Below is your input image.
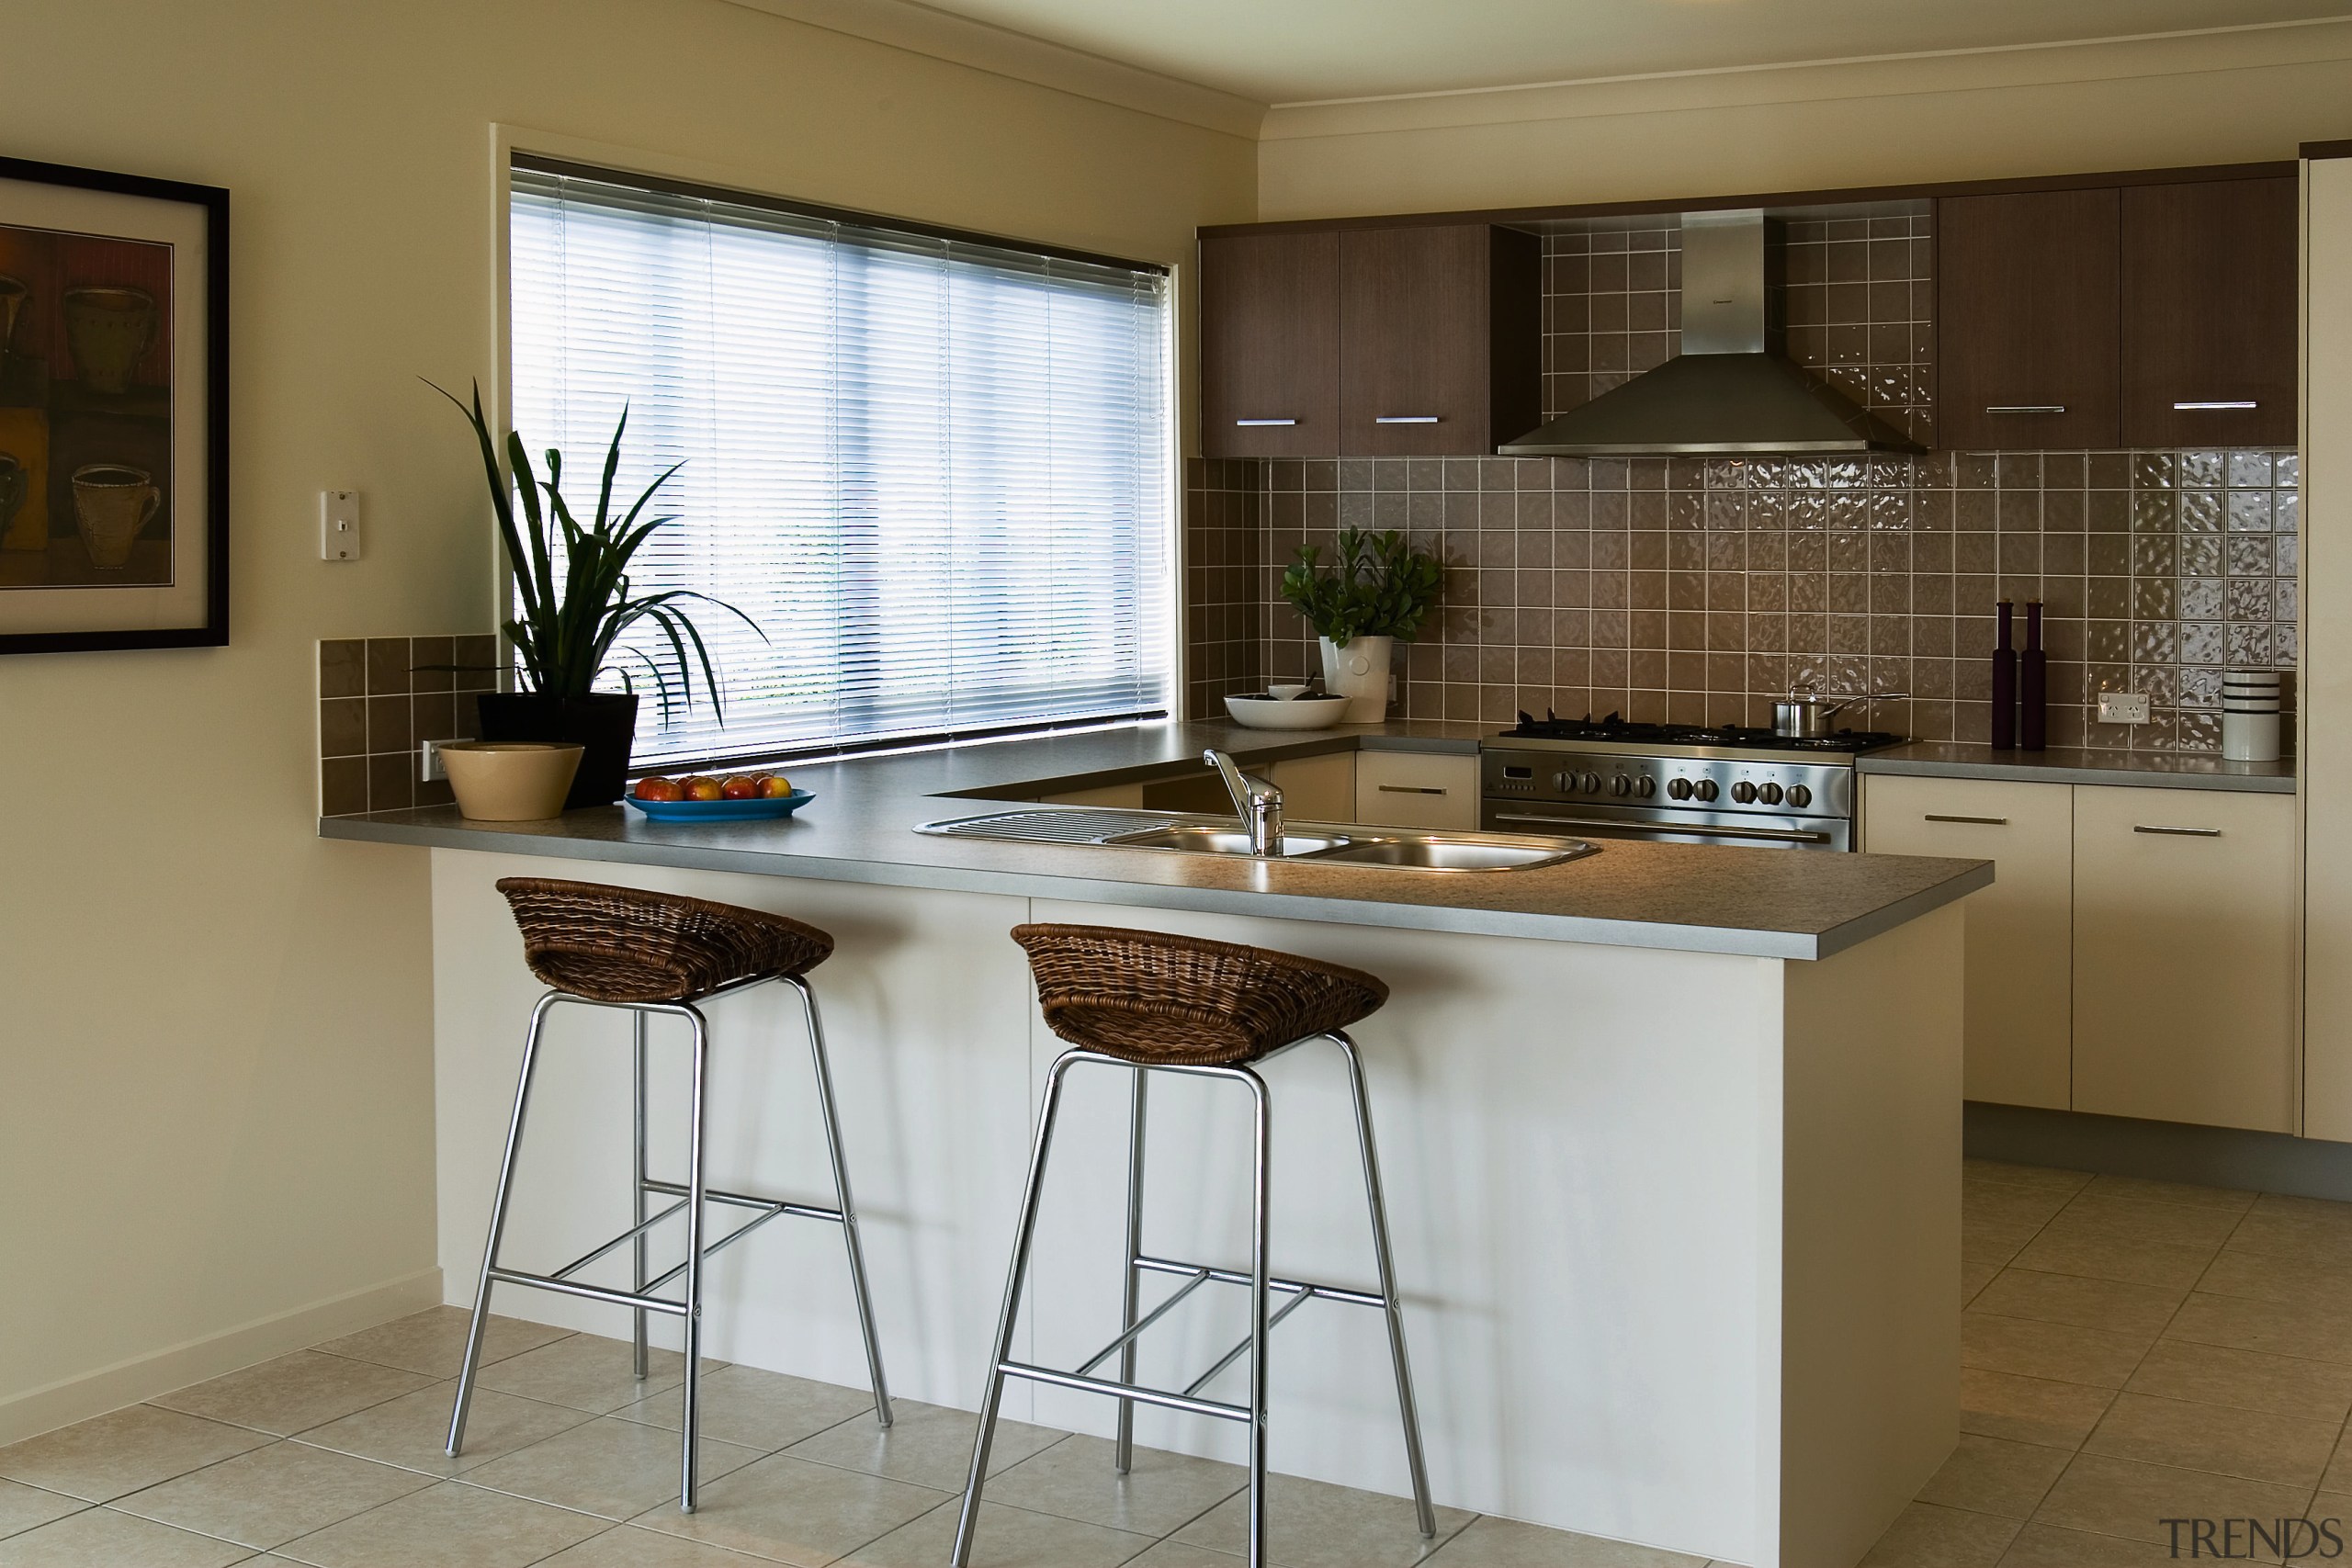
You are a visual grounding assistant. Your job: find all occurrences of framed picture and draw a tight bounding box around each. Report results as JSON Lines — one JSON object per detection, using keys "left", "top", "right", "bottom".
{"left": 0, "top": 153, "right": 227, "bottom": 654}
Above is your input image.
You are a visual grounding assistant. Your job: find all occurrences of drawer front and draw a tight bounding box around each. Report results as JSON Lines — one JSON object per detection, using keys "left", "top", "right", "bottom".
{"left": 1355, "top": 750, "right": 1480, "bottom": 829}
{"left": 1861, "top": 775, "right": 2074, "bottom": 1110}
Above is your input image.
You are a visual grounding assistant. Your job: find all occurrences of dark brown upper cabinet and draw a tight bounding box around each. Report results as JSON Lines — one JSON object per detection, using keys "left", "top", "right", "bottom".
{"left": 1199, "top": 231, "right": 1340, "bottom": 458}
{"left": 2120, "top": 177, "right": 2298, "bottom": 448}
{"left": 1338, "top": 225, "right": 1541, "bottom": 456}
{"left": 1938, "top": 189, "right": 2122, "bottom": 450}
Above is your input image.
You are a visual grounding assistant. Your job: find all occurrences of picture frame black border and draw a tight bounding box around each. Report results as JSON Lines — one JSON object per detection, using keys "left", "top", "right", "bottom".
{"left": 0, "top": 152, "right": 229, "bottom": 656}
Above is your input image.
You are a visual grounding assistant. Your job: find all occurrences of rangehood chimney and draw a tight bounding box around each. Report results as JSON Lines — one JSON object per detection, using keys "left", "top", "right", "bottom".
{"left": 1498, "top": 210, "right": 1924, "bottom": 457}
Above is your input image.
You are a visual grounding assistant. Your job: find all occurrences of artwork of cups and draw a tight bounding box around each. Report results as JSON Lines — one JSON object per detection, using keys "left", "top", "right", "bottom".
{"left": 62, "top": 285, "right": 157, "bottom": 395}
{"left": 71, "top": 463, "right": 161, "bottom": 570}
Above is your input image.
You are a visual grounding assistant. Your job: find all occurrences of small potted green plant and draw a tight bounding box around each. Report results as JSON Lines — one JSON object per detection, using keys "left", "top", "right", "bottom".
{"left": 1279, "top": 527, "right": 1444, "bottom": 723}
{"left": 435, "top": 380, "right": 754, "bottom": 807}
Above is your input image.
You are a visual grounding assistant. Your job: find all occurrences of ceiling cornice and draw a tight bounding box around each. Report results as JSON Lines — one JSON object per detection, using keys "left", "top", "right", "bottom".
{"left": 717, "top": 0, "right": 1267, "bottom": 138}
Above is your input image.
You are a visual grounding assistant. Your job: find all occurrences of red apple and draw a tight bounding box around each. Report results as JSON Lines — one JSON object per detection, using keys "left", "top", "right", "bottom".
{"left": 634, "top": 775, "right": 684, "bottom": 802}
{"left": 721, "top": 774, "right": 762, "bottom": 800}
{"left": 681, "top": 775, "right": 723, "bottom": 802}
{"left": 758, "top": 774, "right": 797, "bottom": 799}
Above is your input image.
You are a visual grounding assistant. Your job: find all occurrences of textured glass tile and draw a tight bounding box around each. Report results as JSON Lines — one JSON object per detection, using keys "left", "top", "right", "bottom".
{"left": 2132, "top": 577, "right": 2177, "bottom": 620}
{"left": 1828, "top": 492, "right": 1871, "bottom": 529}
{"left": 1955, "top": 454, "right": 1998, "bottom": 490}
{"left": 2228, "top": 536, "right": 2274, "bottom": 578}
{"left": 2177, "top": 490, "right": 2223, "bottom": 533}
{"left": 2227, "top": 579, "right": 2274, "bottom": 622}
{"left": 2132, "top": 536, "right": 2177, "bottom": 577}
{"left": 1703, "top": 459, "right": 1745, "bottom": 491}
{"left": 1869, "top": 456, "right": 1915, "bottom": 491}
{"left": 2278, "top": 452, "right": 2300, "bottom": 489}
{"left": 2179, "top": 578, "right": 2224, "bottom": 619}
{"left": 1707, "top": 493, "right": 1745, "bottom": 530}
{"left": 1999, "top": 492, "right": 2042, "bottom": 531}
{"left": 2179, "top": 536, "right": 2223, "bottom": 577}
{"left": 2088, "top": 579, "right": 2130, "bottom": 621}
{"left": 2132, "top": 452, "right": 2176, "bottom": 490}
{"left": 1956, "top": 490, "right": 1998, "bottom": 530}
{"left": 1826, "top": 457, "right": 1869, "bottom": 490}
{"left": 2277, "top": 492, "right": 2299, "bottom": 535}
{"left": 1743, "top": 458, "right": 1785, "bottom": 489}
{"left": 1872, "top": 493, "right": 1913, "bottom": 531}
{"left": 2178, "top": 621, "right": 2224, "bottom": 665}
{"left": 1669, "top": 493, "right": 1704, "bottom": 530}
{"left": 2177, "top": 449, "right": 2226, "bottom": 488}
{"left": 2277, "top": 535, "right": 2300, "bottom": 575}
{"left": 1747, "top": 491, "right": 1787, "bottom": 529}
{"left": 2085, "top": 622, "right": 2127, "bottom": 663}
{"left": 2227, "top": 491, "right": 2273, "bottom": 533}
{"left": 2132, "top": 621, "right": 2178, "bottom": 663}
{"left": 2179, "top": 666, "right": 2222, "bottom": 709}
{"left": 2137, "top": 664, "right": 2180, "bottom": 705}
{"left": 2132, "top": 491, "right": 2177, "bottom": 534}
{"left": 2176, "top": 712, "right": 2222, "bottom": 750}
{"left": 1995, "top": 454, "right": 2041, "bottom": 490}
{"left": 2278, "top": 581, "right": 2299, "bottom": 622}
{"left": 2278, "top": 626, "right": 2299, "bottom": 666}
{"left": 2227, "top": 452, "right": 2274, "bottom": 488}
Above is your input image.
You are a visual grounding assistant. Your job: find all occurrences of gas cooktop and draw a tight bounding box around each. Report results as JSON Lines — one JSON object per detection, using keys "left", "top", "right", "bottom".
{"left": 1502, "top": 712, "right": 1905, "bottom": 754}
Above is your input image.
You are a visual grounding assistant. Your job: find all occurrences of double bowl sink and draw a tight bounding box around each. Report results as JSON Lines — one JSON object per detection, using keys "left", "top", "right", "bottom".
{"left": 917, "top": 808, "right": 1598, "bottom": 872}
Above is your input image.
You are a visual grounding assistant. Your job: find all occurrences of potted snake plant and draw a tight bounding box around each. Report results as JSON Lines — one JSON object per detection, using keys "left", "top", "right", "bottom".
{"left": 436, "top": 381, "right": 754, "bottom": 807}
{"left": 1279, "top": 528, "right": 1444, "bottom": 723}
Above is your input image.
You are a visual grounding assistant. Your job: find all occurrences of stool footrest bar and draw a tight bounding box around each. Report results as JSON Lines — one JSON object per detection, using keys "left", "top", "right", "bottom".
{"left": 1182, "top": 1287, "right": 1317, "bottom": 1397}
{"left": 641, "top": 1178, "right": 845, "bottom": 1224}
{"left": 641, "top": 1206, "right": 788, "bottom": 1294}
{"left": 486, "top": 1267, "right": 690, "bottom": 1316}
{"left": 996, "top": 1360, "right": 1251, "bottom": 1423}
{"left": 1075, "top": 1269, "right": 1213, "bottom": 1377}
{"left": 549, "top": 1200, "right": 689, "bottom": 1283}
{"left": 1134, "top": 1254, "right": 1387, "bottom": 1311}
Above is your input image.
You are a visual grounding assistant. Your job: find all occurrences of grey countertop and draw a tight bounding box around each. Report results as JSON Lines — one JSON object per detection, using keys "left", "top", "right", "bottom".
{"left": 322, "top": 719, "right": 1987, "bottom": 961}
{"left": 1859, "top": 743, "right": 2296, "bottom": 794}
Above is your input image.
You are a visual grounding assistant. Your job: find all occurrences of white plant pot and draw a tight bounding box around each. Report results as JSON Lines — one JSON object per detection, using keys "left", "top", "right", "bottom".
{"left": 1318, "top": 635, "right": 1393, "bottom": 724}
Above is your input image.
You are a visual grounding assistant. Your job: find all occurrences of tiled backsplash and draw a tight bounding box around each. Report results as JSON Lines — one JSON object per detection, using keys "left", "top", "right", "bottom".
{"left": 318, "top": 636, "right": 497, "bottom": 816}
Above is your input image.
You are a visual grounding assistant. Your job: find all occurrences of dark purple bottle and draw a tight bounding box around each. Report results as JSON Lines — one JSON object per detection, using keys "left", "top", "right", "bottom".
{"left": 1992, "top": 600, "right": 2017, "bottom": 750}
{"left": 2020, "top": 600, "right": 2048, "bottom": 751}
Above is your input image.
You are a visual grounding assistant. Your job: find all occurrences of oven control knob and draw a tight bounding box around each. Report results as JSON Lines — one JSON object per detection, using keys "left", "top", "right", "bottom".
{"left": 1758, "top": 782, "right": 1784, "bottom": 805}
{"left": 1786, "top": 784, "right": 1813, "bottom": 808}
{"left": 1609, "top": 773, "right": 1633, "bottom": 797}
{"left": 1731, "top": 781, "right": 1758, "bottom": 805}
{"left": 1692, "top": 779, "right": 1720, "bottom": 803}
{"left": 1635, "top": 775, "right": 1657, "bottom": 799}
{"left": 1667, "top": 778, "right": 1693, "bottom": 801}
{"left": 1577, "top": 773, "right": 1601, "bottom": 795}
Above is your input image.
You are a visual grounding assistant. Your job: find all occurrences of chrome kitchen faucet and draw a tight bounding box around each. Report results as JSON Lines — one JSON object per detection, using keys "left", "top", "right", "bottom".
{"left": 1204, "top": 749, "right": 1283, "bottom": 855}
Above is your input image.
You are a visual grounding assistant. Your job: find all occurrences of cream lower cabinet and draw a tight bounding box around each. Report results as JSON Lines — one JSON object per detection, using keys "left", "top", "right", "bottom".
{"left": 1862, "top": 775, "right": 2075, "bottom": 1109}
{"left": 1354, "top": 749, "right": 1481, "bottom": 829}
{"left": 1269, "top": 750, "right": 1356, "bottom": 822}
{"left": 2072, "top": 786, "right": 2300, "bottom": 1134}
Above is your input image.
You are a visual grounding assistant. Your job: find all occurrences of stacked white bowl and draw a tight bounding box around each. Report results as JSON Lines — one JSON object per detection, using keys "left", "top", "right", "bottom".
{"left": 2222, "top": 670, "right": 2283, "bottom": 762}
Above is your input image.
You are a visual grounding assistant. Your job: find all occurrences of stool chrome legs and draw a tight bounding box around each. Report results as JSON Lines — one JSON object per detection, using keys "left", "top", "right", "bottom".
{"left": 1113, "top": 1067, "right": 1148, "bottom": 1475}
{"left": 789, "top": 976, "right": 895, "bottom": 1429}
{"left": 1336, "top": 1032, "right": 1436, "bottom": 1539}
{"left": 632, "top": 1011, "right": 650, "bottom": 1382}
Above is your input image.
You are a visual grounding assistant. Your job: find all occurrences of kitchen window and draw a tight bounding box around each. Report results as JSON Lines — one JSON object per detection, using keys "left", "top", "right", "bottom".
{"left": 507, "top": 157, "right": 1174, "bottom": 768}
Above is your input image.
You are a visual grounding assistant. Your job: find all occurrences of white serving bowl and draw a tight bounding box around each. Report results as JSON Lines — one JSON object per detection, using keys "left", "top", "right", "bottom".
{"left": 1224, "top": 694, "right": 1352, "bottom": 731}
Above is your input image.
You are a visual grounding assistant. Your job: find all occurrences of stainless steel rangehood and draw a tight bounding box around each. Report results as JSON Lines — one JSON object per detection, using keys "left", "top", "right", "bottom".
{"left": 1498, "top": 210, "right": 1924, "bottom": 457}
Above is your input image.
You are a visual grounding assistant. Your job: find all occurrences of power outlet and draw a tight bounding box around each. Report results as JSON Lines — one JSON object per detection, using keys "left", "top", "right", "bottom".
{"left": 2098, "top": 691, "right": 2152, "bottom": 725}
{"left": 421, "top": 738, "right": 461, "bottom": 782}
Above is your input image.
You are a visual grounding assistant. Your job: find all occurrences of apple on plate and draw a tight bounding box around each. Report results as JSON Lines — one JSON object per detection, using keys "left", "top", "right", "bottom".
{"left": 634, "top": 775, "right": 684, "bottom": 802}
{"left": 680, "top": 775, "right": 723, "bottom": 802}
{"left": 720, "top": 774, "right": 763, "bottom": 800}
{"left": 758, "top": 774, "right": 797, "bottom": 799}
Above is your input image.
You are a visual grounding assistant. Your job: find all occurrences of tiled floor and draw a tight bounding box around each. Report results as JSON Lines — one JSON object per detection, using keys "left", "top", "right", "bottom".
{"left": 2, "top": 1161, "right": 2346, "bottom": 1567}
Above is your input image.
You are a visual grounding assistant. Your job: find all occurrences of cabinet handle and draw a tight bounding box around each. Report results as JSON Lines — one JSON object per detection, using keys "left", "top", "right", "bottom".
{"left": 1985, "top": 405, "right": 2066, "bottom": 414}
{"left": 2173, "top": 400, "right": 2257, "bottom": 412}
{"left": 1374, "top": 415, "right": 1440, "bottom": 424}
{"left": 1234, "top": 418, "right": 1297, "bottom": 427}
{"left": 1377, "top": 784, "right": 1448, "bottom": 795}
{"left": 1924, "top": 814, "right": 2008, "bottom": 825}
{"left": 2133, "top": 824, "right": 2222, "bottom": 837}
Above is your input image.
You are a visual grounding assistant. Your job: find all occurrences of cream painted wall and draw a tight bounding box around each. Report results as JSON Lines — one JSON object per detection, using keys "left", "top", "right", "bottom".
{"left": 1257, "top": 26, "right": 2352, "bottom": 219}
{"left": 0, "top": 0, "right": 1250, "bottom": 1438}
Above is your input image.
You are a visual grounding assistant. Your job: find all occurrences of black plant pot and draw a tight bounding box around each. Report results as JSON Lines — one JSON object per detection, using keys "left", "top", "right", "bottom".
{"left": 474, "top": 692, "right": 639, "bottom": 809}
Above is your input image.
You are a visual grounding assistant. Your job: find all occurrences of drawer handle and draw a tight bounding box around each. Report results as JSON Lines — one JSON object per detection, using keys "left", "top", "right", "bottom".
{"left": 1985, "top": 404, "right": 2066, "bottom": 414}
{"left": 1376, "top": 784, "right": 1448, "bottom": 795}
{"left": 1234, "top": 418, "right": 1297, "bottom": 427}
{"left": 1924, "top": 814, "right": 2008, "bottom": 825}
{"left": 2134, "top": 824, "right": 2222, "bottom": 837}
{"left": 1374, "top": 415, "right": 1440, "bottom": 424}
{"left": 2174, "top": 400, "right": 2257, "bottom": 412}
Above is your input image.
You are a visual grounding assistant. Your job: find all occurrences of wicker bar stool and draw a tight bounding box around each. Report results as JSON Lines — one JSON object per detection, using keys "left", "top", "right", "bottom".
{"left": 952, "top": 923, "right": 1435, "bottom": 1568}
{"left": 446, "top": 877, "right": 893, "bottom": 1512}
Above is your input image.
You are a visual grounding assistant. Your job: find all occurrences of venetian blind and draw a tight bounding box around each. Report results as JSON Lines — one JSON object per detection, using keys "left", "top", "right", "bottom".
{"left": 508, "top": 163, "right": 1173, "bottom": 768}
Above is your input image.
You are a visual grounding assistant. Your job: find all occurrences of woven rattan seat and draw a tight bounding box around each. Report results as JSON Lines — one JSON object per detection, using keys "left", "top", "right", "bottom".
{"left": 497, "top": 878, "right": 834, "bottom": 1004}
{"left": 1010, "top": 923, "right": 1387, "bottom": 1067}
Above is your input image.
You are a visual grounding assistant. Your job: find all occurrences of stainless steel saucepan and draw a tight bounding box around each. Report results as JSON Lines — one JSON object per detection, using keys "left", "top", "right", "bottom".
{"left": 1774, "top": 688, "right": 1909, "bottom": 739}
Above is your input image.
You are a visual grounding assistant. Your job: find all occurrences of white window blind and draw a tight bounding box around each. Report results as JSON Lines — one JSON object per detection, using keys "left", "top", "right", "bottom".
{"left": 507, "top": 161, "right": 1173, "bottom": 767}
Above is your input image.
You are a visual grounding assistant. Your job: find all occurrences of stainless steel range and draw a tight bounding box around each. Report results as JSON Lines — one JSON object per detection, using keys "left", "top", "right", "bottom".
{"left": 1479, "top": 713, "right": 1905, "bottom": 851}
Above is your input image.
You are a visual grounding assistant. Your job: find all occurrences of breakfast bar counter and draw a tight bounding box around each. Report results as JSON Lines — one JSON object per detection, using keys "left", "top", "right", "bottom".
{"left": 326, "top": 719, "right": 1984, "bottom": 1568}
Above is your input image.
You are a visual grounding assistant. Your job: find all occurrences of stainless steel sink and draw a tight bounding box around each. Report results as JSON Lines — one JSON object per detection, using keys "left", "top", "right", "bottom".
{"left": 1310, "top": 832, "right": 1593, "bottom": 872}
{"left": 1104, "top": 824, "right": 1357, "bottom": 857}
{"left": 915, "top": 807, "right": 1597, "bottom": 872}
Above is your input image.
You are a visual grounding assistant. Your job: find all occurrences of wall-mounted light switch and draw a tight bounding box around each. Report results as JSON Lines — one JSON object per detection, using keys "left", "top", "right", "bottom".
{"left": 321, "top": 490, "right": 362, "bottom": 561}
{"left": 2097, "top": 691, "right": 2151, "bottom": 725}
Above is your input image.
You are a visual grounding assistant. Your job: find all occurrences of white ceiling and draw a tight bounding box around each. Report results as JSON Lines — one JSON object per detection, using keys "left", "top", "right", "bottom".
{"left": 876, "top": 0, "right": 2352, "bottom": 106}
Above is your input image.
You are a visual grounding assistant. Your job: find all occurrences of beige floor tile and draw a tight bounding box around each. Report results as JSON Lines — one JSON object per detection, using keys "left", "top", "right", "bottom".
{"left": 2316, "top": 1495, "right": 2352, "bottom": 1531}
{"left": 2007, "top": 1225, "right": 2217, "bottom": 1292}
{"left": 2031, "top": 1454, "right": 2312, "bottom": 1558}
{"left": 626, "top": 1451, "right": 946, "bottom": 1564}
{"left": 2226, "top": 1196, "right": 2352, "bottom": 1259}
{"left": 476, "top": 1333, "right": 695, "bottom": 1416}
{"left": 461, "top": 1416, "right": 763, "bottom": 1519}
{"left": 274, "top": 1479, "right": 605, "bottom": 1568}
{"left": 1963, "top": 1185, "right": 2073, "bottom": 1235}
{"left": 151, "top": 1353, "right": 435, "bottom": 1440}
{"left": 1959, "top": 1369, "right": 2115, "bottom": 1450}
{"left": 1961, "top": 1218, "right": 2040, "bottom": 1272}
{"left": 1996, "top": 1522, "right": 2182, "bottom": 1566}
{"left": 1420, "top": 1513, "right": 1707, "bottom": 1565}
{"left": 0, "top": 1506, "right": 252, "bottom": 1567}
{"left": 311, "top": 1309, "right": 571, "bottom": 1380}
{"left": 1914, "top": 1435, "right": 2071, "bottom": 1518}
{"left": 784, "top": 1398, "right": 1064, "bottom": 1492}
{"left": 1171, "top": 1472, "right": 1476, "bottom": 1567}
{"left": 1857, "top": 1501, "right": 2018, "bottom": 1568}
{"left": 2044, "top": 1193, "right": 2242, "bottom": 1251}
{"left": 1963, "top": 1162, "right": 2093, "bottom": 1199}
{"left": 1960, "top": 1260, "right": 2002, "bottom": 1308}
{"left": 0, "top": 1406, "right": 271, "bottom": 1503}
{"left": 535, "top": 1523, "right": 779, "bottom": 1564}
{"left": 0, "top": 1482, "right": 83, "bottom": 1541}
{"left": 2166, "top": 1292, "right": 2352, "bottom": 1365}
{"left": 985, "top": 1434, "right": 1245, "bottom": 1539}
{"left": 2126, "top": 1339, "right": 2352, "bottom": 1425}
{"left": 2326, "top": 1432, "right": 2352, "bottom": 1495}
{"left": 617, "top": 1365, "right": 880, "bottom": 1453}
{"left": 839, "top": 1496, "right": 1156, "bottom": 1567}
{"left": 2082, "top": 1393, "right": 2338, "bottom": 1487}
{"left": 2197, "top": 1239, "right": 2352, "bottom": 1306}
{"left": 2079, "top": 1175, "right": 2257, "bottom": 1214}
{"left": 297, "top": 1384, "right": 591, "bottom": 1477}
{"left": 110, "top": 1440, "right": 432, "bottom": 1550}
{"left": 1967, "top": 1271, "right": 2185, "bottom": 1339}
{"left": 1962, "top": 1312, "right": 2151, "bottom": 1390}
{"left": 1122, "top": 1544, "right": 1243, "bottom": 1568}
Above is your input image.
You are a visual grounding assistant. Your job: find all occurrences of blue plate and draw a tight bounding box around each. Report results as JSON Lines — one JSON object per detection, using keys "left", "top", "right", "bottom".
{"left": 625, "top": 788, "right": 815, "bottom": 822}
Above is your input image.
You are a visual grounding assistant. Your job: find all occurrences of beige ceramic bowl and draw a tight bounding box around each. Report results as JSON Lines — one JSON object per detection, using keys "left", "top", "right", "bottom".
{"left": 440, "top": 741, "right": 584, "bottom": 821}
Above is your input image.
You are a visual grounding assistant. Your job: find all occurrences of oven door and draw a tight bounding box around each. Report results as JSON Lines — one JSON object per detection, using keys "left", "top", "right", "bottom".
{"left": 1484, "top": 800, "right": 1851, "bottom": 851}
